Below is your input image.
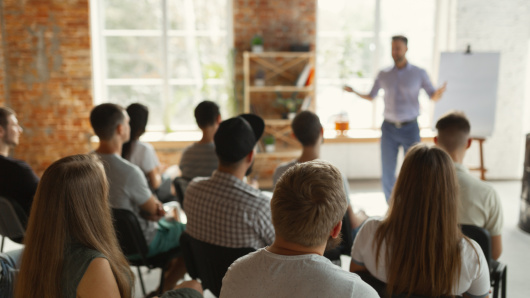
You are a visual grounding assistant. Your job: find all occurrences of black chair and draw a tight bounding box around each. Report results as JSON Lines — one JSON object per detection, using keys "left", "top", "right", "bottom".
{"left": 0, "top": 197, "right": 27, "bottom": 252}
{"left": 323, "top": 210, "right": 354, "bottom": 265}
{"left": 172, "top": 177, "right": 190, "bottom": 209}
{"left": 461, "top": 224, "right": 507, "bottom": 298}
{"left": 180, "top": 232, "right": 255, "bottom": 297}
{"left": 111, "top": 208, "right": 179, "bottom": 296}
{"left": 356, "top": 271, "right": 463, "bottom": 298}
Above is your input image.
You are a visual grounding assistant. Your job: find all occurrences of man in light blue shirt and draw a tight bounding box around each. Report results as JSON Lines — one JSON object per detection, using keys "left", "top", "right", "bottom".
{"left": 344, "top": 35, "right": 446, "bottom": 201}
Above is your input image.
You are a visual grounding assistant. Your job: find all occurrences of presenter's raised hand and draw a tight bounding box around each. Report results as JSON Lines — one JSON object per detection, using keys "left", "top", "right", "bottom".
{"left": 431, "top": 82, "right": 447, "bottom": 102}
{"left": 343, "top": 85, "right": 373, "bottom": 101}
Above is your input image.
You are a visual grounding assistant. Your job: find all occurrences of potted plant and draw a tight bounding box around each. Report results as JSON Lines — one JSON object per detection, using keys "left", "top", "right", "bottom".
{"left": 275, "top": 92, "right": 303, "bottom": 120}
{"left": 263, "top": 135, "right": 275, "bottom": 153}
{"left": 251, "top": 34, "right": 263, "bottom": 53}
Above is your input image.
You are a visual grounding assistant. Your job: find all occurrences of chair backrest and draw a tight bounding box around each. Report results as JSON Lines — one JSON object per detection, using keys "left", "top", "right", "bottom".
{"left": 180, "top": 232, "right": 255, "bottom": 297}
{"left": 0, "top": 197, "right": 27, "bottom": 241}
{"left": 173, "top": 177, "right": 189, "bottom": 209}
{"left": 111, "top": 208, "right": 149, "bottom": 261}
{"left": 460, "top": 224, "right": 492, "bottom": 268}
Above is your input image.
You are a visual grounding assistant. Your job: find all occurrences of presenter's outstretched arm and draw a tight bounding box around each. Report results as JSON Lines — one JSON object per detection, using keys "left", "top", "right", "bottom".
{"left": 343, "top": 85, "right": 373, "bottom": 101}
{"left": 430, "top": 82, "right": 447, "bottom": 102}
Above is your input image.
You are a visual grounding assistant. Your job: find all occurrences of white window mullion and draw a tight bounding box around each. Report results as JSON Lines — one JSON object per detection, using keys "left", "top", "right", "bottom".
{"left": 161, "top": 0, "right": 170, "bottom": 129}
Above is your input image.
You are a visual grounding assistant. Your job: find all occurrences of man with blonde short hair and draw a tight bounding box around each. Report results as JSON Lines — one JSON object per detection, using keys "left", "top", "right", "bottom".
{"left": 220, "top": 160, "right": 378, "bottom": 298}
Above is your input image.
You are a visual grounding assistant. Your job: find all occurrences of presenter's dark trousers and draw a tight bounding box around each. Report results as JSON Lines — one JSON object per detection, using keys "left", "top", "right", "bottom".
{"left": 381, "top": 120, "right": 420, "bottom": 202}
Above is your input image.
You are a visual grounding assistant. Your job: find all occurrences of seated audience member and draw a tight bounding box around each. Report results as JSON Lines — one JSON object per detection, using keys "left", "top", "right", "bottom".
{"left": 272, "top": 111, "right": 367, "bottom": 237}
{"left": 184, "top": 114, "right": 274, "bottom": 248}
{"left": 179, "top": 100, "right": 220, "bottom": 181}
{"left": 221, "top": 160, "right": 378, "bottom": 298}
{"left": 90, "top": 103, "right": 186, "bottom": 293}
{"left": 435, "top": 111, "right": 503, "bottom": 260}
{"left": 14, "top": 154, "right": 202, "bottom": 298}
{"left": 122, "top": 103, "right": 176, "bottom": 202}
{"left": 0, "top": 107, "right": 39, "bottom": 216}
{"left": 350, "top": 144, "right": 490, "bottom": 298}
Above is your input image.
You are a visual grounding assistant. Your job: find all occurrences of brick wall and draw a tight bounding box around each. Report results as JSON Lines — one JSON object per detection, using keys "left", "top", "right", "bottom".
{"left": 0, "top": 1, "right": 6, "bottom": 106}
{"left": 1, "top": 0, "right": 93, "bottom": 176}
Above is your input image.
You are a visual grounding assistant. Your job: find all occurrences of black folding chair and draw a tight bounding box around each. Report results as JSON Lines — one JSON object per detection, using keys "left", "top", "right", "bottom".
{"left": 461, "top": 224, "right": 507, "bottom": 298}
{"left": 323, "top": 210, "right": 354, "bottom": 265}
{"left": 172, "top": 177, "right": 190, "bottom": 210}
{"left": 180, "top": 232, "right": 255, "bottom": 297}
{"left": 111, "top": 208, "right": 179, "bottom": 296}
{"left": 0, "top": 197, "right": 27, "bottom": 252}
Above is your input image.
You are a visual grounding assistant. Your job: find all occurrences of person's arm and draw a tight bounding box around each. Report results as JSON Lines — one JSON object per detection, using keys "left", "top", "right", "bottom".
{"left": 139, "top": 195, "right": 166, "bottom": 222}
{"left": 491, "top": 234, "right": 502, "bottom": 260}
{"left": 350, "top": 260, "right": 368, "bottom": 273}
{"left": 343, "top": 85, "right": 374, "bottom": 101}
{"left": 430, "top": 82, "right": 447, "bottom": 102}
{"left": 147, "top": 167, "right": 163, "bottom": 190}
{"left": 77, "top": 258, "right": 121, "bottom": 298}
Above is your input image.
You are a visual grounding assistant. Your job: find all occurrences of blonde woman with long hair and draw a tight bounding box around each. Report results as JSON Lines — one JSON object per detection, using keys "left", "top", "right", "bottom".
{"left": 350, "top": 144, "right": 490, "bottom": 297}
{"left": 15, "top": 154, "right": 134, "bottom": 297}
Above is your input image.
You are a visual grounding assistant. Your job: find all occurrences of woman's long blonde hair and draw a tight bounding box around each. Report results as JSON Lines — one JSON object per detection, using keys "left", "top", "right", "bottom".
{"left": 374, "top": 144, "right": 473, "bottom": 297}
{"left": 15, "top": 154, "right": 133, "bottom": 298}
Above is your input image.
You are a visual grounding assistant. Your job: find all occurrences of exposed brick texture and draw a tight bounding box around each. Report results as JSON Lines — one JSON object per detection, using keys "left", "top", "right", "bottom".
{"left": 2, "top": 0, "right": 93, "bottom": 176}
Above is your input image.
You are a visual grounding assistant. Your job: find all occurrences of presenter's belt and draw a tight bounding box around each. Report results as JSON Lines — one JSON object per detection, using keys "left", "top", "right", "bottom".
{"left": 384, "top": 119, "right": 416, "bottom": 129}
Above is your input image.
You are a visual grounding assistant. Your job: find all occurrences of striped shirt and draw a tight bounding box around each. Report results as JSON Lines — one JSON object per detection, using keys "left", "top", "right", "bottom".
{"left": 184, "top": 170, "right": 275, "bottom": 249}
{"left": 179, "top": 143, "right": 218, "bottom": 180}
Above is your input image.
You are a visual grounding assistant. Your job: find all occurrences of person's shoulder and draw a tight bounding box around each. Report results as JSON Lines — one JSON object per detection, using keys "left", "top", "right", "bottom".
{"left": 380, "top": 66, "right": 394, "bottom": 73}
{"left": 458, "top": 168, "right": 498, "bottom": 198}
{"left": 0, "top": 156, "right": 33, "bottom": 172}
{"left": 101, "top": 153, "right": 144, "bottom": 177}
{"left": 136, "top": 140, "right": 155, "bottom": 151}
{"left": 225, "top": 249, "right": 263, "bottom": 274}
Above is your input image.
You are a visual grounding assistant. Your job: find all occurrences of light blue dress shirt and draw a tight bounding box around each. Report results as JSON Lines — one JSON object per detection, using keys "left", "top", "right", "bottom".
{"left": 369, "top": 63, "right": 435, "bottom": 123}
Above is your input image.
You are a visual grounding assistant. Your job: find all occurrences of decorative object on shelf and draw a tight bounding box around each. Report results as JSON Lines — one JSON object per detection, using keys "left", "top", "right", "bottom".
{"left": 254, "top": 68, "right": 265, "bottom": 86}
{"left": 251, "top": 34, "right": 264, "bottom": 53}
{"left": 290, "top": 44, "right": 310, "bottom": 52}
{"left": 263, "top": 135, "right": 276, "bottom": 153}
{"left": 275, "top": 92, "right": 303, "bottom": 119}
{"left": 334, "top": 111, "right": 350, "bottom": 135}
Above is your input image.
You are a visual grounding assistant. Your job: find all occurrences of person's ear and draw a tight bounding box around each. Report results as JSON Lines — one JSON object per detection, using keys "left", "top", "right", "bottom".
{"left": 330, "top": 221, "right": 342, "bottom": 239}
{"left": 0, "top": 126, "right": 5, "bottom": 138}
{"left": 434, "top": 136, "right": 439, "bottom": 145}
{"left": 466, "top": 138, "right": 472, "bottom": 149}
{"left": 216, "top": 114, "right": 222, "bottom": 124}
{"left": 247, "top": 149, "right": 255, "bottom": 163}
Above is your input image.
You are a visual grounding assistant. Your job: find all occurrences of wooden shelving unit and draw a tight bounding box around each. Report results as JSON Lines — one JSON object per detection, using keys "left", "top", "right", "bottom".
{"left": 243, "top": 52, "right": 316, "bottom": 188}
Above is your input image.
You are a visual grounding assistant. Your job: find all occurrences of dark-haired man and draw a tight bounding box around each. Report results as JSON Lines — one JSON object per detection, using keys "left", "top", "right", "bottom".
{"left": 90, "top": 103, "right": 187, "bottom": 293}
{"left": 434, "top": 111, "right": 503, "bottom": 260}
{"left": 184, "top": 114, "right": 275, "bottom": 248}
{"left": 221, "top": 160, "right": 378, "bottom": 298}
{"left": 179, "top": 100, "right": 221, "bottom": 180}
{"left": 0, "top": 107, "right": 39, "bottom": 216}
{"left": 344, "top": 35, "right": 447, "bottom": 202}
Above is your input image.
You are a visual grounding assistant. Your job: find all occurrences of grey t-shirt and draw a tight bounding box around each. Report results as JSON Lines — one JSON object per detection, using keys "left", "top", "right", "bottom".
{"left": 220, "top": 248, "right": 378, "bottom": 298}
{"left": 98, "top": 153, "right": 157, "bottom": 244}
{"left": 179, "top": 142, "right": 218, "bottom": 180}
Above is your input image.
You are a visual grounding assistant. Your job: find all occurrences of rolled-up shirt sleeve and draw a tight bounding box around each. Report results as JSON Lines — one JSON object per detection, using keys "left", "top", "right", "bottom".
{"left": 368, "top": 72, "right": 382, "bottom": 99}
{"left": 421, "top": 69, "right": 436, "bottom": 97}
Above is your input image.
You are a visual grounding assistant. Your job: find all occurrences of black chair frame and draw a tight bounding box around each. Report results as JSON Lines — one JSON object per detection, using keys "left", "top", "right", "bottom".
{"left": 111, "top": 208, "right": 179, "bottom": 296}
{"left": 461, "top": 224, "right": 507, "bottom": 298}
{"left": 0, "top": 197, "right": 27, "bottom": 252}
{"left": 180, "top": 232, "right": 255, "bottom": 297}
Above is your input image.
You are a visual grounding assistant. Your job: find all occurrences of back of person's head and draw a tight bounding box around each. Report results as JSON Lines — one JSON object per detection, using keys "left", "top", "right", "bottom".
{"left": 435, "top": 111, "right": 471, "bottom": 153}
{"left": 15, "top": 154, "right": 133, "bottom": 298}
{"left": 214, "top": 114, "right": 264, "bottom": 168}
{"left": 195, "top": 100, "right": 220, "bottom": 129}
{"left": 0, "top": 106, "right": 15, "bottom": 131}
{"left": 271, "top": 160, "right": 348, "bottom": 248}
{"left": 375, "top": 144, "right": 465, "bottom": 297}
{"left": 90, "top": 103, "right": 125, "bottom": 141}
{"left": 122, "top": 103, "right": 148, "bottom": 160}
{"left": 291, "top": 111, "right": 322, "bottom": 147}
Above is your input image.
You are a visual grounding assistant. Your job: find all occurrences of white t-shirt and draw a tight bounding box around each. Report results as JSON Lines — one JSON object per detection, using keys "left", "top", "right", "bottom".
{"left": 220, "top": 248, "right": 378, "bottom": 298}
{"left": 351, "top": 218, "right": 490, "bottom": 297}
{"left": 129, "top": 141, "right": 160, "bottom": 174}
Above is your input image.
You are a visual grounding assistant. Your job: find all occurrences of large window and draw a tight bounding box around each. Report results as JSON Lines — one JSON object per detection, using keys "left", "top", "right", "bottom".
{"left": 317, "top": 0, "right": 439, "bottom": 130}
{"left": 91, "top": 0, "right": 232, "bottom": 131}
